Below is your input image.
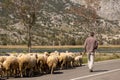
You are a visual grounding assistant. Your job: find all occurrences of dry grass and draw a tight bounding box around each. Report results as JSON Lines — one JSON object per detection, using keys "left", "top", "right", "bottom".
{"left": 0, "top": 45, "right": 120, "bottom": 49}
{"left": 0, "top": 45, "right": 83, "bottom": 49}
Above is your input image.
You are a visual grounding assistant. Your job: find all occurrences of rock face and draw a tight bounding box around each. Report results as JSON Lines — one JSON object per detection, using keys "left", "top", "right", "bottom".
{"left": 71, "top": 0, "right": 120, "bottom": 20}
{"left": 0, "top": 0, "right": 120, "bottom": 45}
{"left": 98, "top": 0, "right": 120, "bottom": 20}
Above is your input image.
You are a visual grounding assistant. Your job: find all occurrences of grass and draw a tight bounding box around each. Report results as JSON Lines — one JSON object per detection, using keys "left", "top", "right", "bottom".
{"left": 82, "top": 53, "right": 120, "bottom": 63}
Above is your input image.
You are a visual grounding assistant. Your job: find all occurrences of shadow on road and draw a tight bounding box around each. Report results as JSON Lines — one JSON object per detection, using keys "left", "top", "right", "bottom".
{"left": 53, "top": 71, "right": 63, "bottom": 74}
{"left": 93, "top": 70, "right": 109, "bottom": 72}
{"left": 0, "top": 78, "right": 6, "bottom": 80}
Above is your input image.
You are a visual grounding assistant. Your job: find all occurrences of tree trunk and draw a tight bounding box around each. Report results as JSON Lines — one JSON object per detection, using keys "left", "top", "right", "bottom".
{"left": 28, "top": 25, "right": 32, "bottom": 53}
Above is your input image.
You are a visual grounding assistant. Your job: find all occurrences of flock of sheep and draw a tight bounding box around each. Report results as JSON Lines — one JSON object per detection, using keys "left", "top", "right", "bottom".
{"left": 0, "top": 51, "right": 82, "bottom": 79}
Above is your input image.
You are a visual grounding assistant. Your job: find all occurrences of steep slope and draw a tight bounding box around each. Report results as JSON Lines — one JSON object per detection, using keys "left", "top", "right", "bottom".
{"left": 0, "top": 0, "right": 120, "bottom": 45}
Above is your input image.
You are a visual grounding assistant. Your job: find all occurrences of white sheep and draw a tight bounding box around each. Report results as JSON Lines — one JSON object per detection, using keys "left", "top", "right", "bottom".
{"left": 0, "top": 56, "right": 7, "bottom": 63}
{"left": 18, "top": 54, "right": 31, "bottom": 77}
{"left": 26, "top": 54, "right": 37, "bottom": 77}
{"left": 37, "top": 52, "right": 49, "bottom": 74}
{"left": 47, "top": 55, "right": 59, "bottom": 74}
{"left": 74, "top": 55, "right": 82, "bottom": 67}
{"left": 2, "top": 56, "right": 19, "bottom": 79}
{"left": 0, "top": 62, "right": 3, "bottom": 77}
{"left": 66, "top": 53, "right": 75, "bottom": 68}
{"left": 58, "top": 52, "right": 68, "bottom": 69}
{"left": 18, "top": 54, "right": 37, "bottom": 77}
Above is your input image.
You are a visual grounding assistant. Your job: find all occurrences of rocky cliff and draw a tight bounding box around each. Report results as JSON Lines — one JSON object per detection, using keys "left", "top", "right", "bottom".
{"left": 0, "top": 0, "right": 120, "bottom": 45}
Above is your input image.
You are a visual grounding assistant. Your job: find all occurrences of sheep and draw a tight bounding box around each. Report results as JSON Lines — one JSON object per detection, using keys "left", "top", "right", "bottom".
{"left": 8, "top": 52, "right": 18, "bottom": 57}
{"left": 50, "top": 51, "right": 60, "bottom": 56}
{"left": 74, "top": 55, "right": 82, "bottom": 67}
{"left": 26, "top": 54, "right": 37, "bottom": 77}
{"left": 18, "top": 54, "right": 37, "bottom": 77}
{"left": 47, "top": 55, "right": 59, "bottom": 74}
{"left": 27, "top": 53, "right": 38, "bottom": 73}
{"left": 2, "top": 56, "right": 19, "bottom": 79}
{"left": 53, "top": 51, "right": 76, "bottom": 69}
{"left": 0, "top": 62, "right": 3, "bottom": 77}
{"left": 0, "top": 56, "right": 7, "bottom": 63}
{"left": 0, "top": 51, "right": 84, "bottom": 79}
{"left": 58, "top": 52, "right": 68, "bottom": 69}
{"left": 18, "top": 54, "right": 31, "bottom": 77}
{"left": 66, "top": 53, "right": 75, "bottom": 68}
{"left": 37, "top": 54, "right": 45, "bottom": 73}
{"left": 37, "top": 52, "right": 49, "bottom": 74}
{"left": 58, "top": 51, "right": 76, "bottom": 69}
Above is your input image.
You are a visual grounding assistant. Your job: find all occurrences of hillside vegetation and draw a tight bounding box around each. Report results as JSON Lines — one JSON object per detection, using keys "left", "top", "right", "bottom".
{"left": 0, "top": 0, "right": 120, "bottom": 46}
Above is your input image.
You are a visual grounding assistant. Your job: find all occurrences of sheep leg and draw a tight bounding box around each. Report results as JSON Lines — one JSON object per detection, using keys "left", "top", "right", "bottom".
{"left": 76, "top": 61, "right": 78, "bottom": 66}
{"left": 60, "top": 60, "right": 65, "bottom": 70}
{"left": 77, "top": 60, "right": 80, "bottom": 66}
{"left": 39, "top": 64, "right": 43, "bottom": 74}
{"left": 43, "top": 64, "right": 49, "bottom": 74}
{"left": 13, "top": 69, "right": 16, "bottom": 77}
{"left": 19, "top": 67, "right": 23, "bottom": 77}
{"left": 19, "top": 63, "right": 24, "bottom": 77}
{"left": 37, "top": 61, "right": 41, "bottom": 73}
{"left": 13, "top": 68, "right": 18, "bottom": 77}
{"left": 2, "top": 70, "right": 5, "bottom": 78}
{"left": 25, "top": 68, "right": 27, "bottom": 77}
{"left": 29, "top": 68, "right": 33, "bottom": 77}
{"left": 0, "top": 70, "right": 4, "bottom": 78}
{"left": 51, "top": 63, "right": 55, "bottom": 74}
{"left": 79, "top": 59, "right": 82, "bottom": 66}
{"left": 71, "top": 61, "right": 73, "bottom": 68}
{"left": 45, "top": 66, "right": 50, "bottom": 74}
{"left": 65, "top": 61, "right": 67, "bottom": 69}
{"left": 51, "top": 67, "right": 54, "bottom": 74}
{"left": 16, "top": 68, "right": 20, "bottom": 77}
{"left": 20, "top": 71, "right": 23, "bottom": 77}
{"left": 6, "top": 70, "right": 9, "bottom": 79}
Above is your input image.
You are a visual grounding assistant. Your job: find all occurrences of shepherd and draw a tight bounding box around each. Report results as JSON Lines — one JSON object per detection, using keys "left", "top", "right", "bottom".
{"left": 84, "top": 32, "right": 98, "bottom": 72}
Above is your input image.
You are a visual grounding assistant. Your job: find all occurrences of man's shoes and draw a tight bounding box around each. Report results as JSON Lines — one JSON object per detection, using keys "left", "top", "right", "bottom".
{"left": 89, "top": 69, "right": 93, "bottom": 72}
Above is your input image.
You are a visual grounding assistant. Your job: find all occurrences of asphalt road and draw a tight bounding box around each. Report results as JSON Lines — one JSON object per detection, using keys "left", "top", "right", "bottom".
{"left": 8, "top": 59, "right": 120, "bottom": 80}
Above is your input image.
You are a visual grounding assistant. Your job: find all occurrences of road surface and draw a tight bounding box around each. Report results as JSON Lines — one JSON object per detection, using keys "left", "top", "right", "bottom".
{"left": 8, "top": 59, "right": 120, "bottom": 80}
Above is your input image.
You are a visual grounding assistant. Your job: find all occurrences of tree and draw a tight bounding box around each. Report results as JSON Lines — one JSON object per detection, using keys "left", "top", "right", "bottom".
{"left": 3, "top": 0, "right": 42, "bottom": 52}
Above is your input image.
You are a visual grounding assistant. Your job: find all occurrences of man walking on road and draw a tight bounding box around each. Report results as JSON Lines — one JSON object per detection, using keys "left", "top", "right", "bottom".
{"left": 84, "top": 32, "right": 98, "bottom": 72}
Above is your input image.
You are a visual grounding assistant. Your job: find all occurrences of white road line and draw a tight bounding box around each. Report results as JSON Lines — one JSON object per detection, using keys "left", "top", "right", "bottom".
{"left": 70, "top": 68, "right": 120, "bottom": 80}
